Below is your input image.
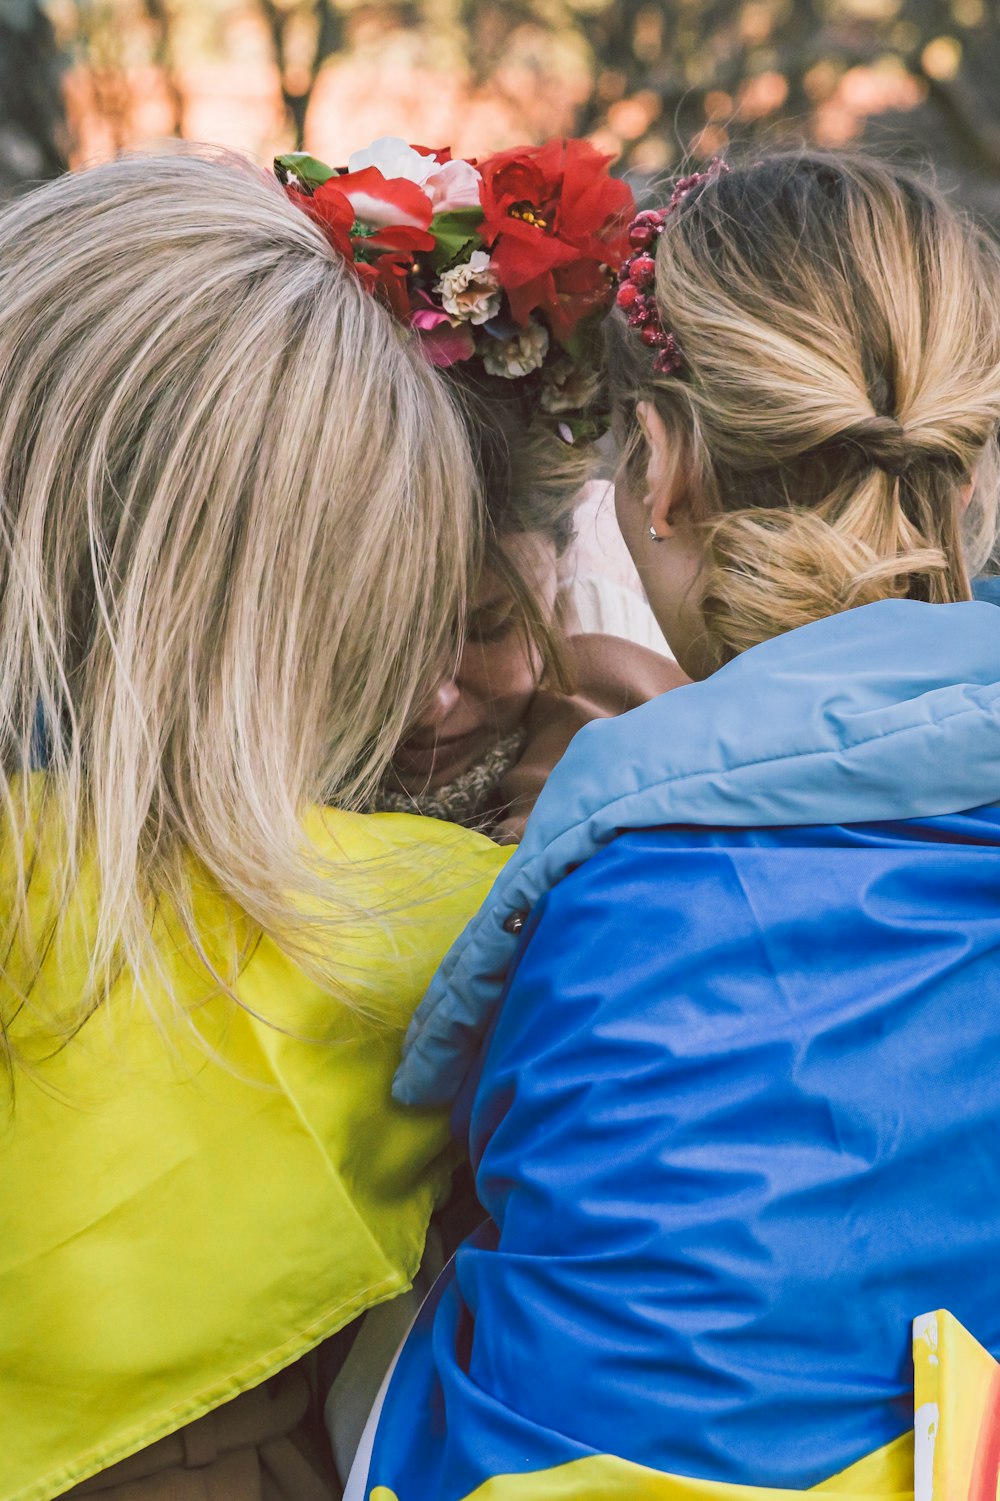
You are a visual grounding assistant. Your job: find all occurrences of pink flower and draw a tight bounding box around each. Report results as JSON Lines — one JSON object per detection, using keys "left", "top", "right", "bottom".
{"left": 410, "top": 298, "right": 476, "bottom": 366}
{"left": 347, "top": 137, "right": 482, "bottom": 216}
{"left": 423, "top": 158, "right": 483, "bottom": 213}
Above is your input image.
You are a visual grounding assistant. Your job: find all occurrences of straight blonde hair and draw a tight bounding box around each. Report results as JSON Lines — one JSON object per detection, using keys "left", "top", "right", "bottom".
{"left": 0, "top": 148, "right": 480, "bottom": 1075}
{"left": 607, "top": 151, "right": 1000, "bottom": 669}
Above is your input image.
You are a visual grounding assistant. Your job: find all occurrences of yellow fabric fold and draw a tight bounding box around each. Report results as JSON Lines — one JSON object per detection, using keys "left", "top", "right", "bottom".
{"left": 911, "top": 1309, "right": 1000, "bottom": 1501}
{"left": 1, "top": 800, "right": 508, "bottom": 1501}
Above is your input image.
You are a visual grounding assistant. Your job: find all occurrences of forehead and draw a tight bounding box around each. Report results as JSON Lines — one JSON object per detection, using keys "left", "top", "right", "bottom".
{"left": 474, "top": 531, "right": 558, "bottom": 609}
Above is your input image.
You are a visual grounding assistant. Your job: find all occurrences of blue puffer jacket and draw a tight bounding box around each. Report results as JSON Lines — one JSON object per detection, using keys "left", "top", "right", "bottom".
{"left": 365, "top": 598, "right": 1000, "bottom": 1501}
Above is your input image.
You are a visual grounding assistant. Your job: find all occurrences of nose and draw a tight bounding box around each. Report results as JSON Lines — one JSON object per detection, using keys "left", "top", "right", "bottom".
{"left": 418, "top": 677, "right": 462, "bottom": 729}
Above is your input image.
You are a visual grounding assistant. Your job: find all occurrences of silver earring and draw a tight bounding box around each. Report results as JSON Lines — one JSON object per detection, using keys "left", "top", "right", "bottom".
{"left": 648, "top": 525, "right": 662, "bottom": 543}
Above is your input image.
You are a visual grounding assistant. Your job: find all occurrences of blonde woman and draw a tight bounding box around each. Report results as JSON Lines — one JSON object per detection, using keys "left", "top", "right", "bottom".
{"left": 358, "top": 153, "right": 1000, "bottom": 1500}
{"left": 0, "top": 150, "right": 509, "bottom": 1501}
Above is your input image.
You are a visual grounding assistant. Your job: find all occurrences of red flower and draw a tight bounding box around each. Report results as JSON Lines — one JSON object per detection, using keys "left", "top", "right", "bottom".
{"left": 410, "top": 144, "right": 455, "bottom": 164}
{"left": 478, "top": 138, "right": 635, "bottom": 340}
{"left": 333, "top": 165, "right": 435, "bottom": 233}
{"left": 355, "top": 251, "right": 415, "bottom": 321}
{"left": 291, "top": 168, "right": 436, "bottom": 319}
{"left": 290, "top": 180, "right": 354, "bottom": 262}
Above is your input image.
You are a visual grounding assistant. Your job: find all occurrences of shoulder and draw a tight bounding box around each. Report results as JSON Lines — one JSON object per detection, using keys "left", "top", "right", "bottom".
{"left": 485, "top": 829, "right": 763, "bottom": 1042}
{"left": 466, "top": 831, "right": 761, "bottom": 1137}
{"left": 301, "top": 803, "right": 512, "bottom": 934}
{"left": 469, "top": 822, "right": 883, "bottom": 1125}
{"left": 301, "top": 802, "right": 506, "bottom": 876}
{"left": 476, "top": 814, "right": 1000, "bottom": 1117}
{"left": 247, "top": 808, "right": 511, "bottom": 1031}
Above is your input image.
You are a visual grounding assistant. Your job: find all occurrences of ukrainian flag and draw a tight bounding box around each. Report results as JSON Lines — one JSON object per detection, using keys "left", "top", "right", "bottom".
{"left": 357, "top": 1310, "right": 999, "bottom": 1501}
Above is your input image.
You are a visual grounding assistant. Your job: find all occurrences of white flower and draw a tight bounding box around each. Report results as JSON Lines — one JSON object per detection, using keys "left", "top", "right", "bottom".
{"left": 347, "top": 136, "right": 482, "bottom": 213}
{"left": 435, "top": 252, "right": 502, "bottom": 325}
{"left": 539, "top": 357, "right": 602, "bottom": 414}
{"left": 482, "top": 323, "right": 550, "bottom": 379}
{"left": 348, "top": 136, "right": 432, "bottom": 181}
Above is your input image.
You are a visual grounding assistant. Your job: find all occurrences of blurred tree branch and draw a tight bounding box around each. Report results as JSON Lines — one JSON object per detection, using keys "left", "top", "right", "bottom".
{"left": 0, "top": 0, "right": 68, "bottom": 196}
{"left": 258, "top": 0, "right": 345, "bottom": 149}
{"left": 141, "top": 0, "right": 185, "bottom": 138}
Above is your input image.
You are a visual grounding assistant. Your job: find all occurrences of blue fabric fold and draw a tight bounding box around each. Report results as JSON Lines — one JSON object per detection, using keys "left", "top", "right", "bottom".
{"left": 395, "top": 598, "right": 1000, "bottom": 1106}
{"left": 371, "top": 806, "right": 1000, "bottom": 1496}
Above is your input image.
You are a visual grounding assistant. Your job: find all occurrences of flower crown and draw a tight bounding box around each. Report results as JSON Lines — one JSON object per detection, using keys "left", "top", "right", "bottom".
{"left": 275, "top": 136, "right": 634, "bottom": 435}
{"left": 615, "top": 159, "right": 730, "bottom": 376}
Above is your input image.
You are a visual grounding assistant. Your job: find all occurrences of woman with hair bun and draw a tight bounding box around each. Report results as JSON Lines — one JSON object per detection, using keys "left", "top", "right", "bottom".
{"left": 362, "top": 152, "right": 1000, "bottom": 1500}
{"left": 0, "top": 148, "right": 510, "bottom": 1500}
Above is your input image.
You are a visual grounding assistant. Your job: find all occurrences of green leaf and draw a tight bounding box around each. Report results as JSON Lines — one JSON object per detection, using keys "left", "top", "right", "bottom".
{"left": 429, "top": 207, "right": 486, "bottom": 271}
{"left": 559, "top": 312, "right": 607, "bottom": 363}
{"left": 550, "top": 412, "right": 611, "bottom": 446}
{"left": 274, "top": 153, "right": 338, "bottom": 191}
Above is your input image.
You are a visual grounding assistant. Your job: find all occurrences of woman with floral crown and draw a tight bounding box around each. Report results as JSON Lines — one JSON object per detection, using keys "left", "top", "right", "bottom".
{"left": 278, "top": 136, "right": 684, "bottom": 841}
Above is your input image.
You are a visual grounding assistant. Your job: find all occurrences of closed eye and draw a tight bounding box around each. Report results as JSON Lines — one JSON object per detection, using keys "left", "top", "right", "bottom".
{"left": 467, "top": 607, "right": 518, "bottom": 646}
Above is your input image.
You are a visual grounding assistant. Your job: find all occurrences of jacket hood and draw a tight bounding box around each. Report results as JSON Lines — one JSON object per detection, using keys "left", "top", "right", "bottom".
{"left": 395, "top": 598, "right": 1000, "bottom": 1105}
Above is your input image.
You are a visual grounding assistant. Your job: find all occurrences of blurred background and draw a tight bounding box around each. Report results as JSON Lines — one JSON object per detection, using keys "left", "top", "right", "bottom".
{"left": 2, "top": 0, "right": 999, "bottom": 218}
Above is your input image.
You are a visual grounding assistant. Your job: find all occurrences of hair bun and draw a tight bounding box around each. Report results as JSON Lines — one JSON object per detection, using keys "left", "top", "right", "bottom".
{"left": 700, "top": 507, "right": 949, "bottom": 667}
{"left": 843, "top": 416, "right": 914, "bottom": 478}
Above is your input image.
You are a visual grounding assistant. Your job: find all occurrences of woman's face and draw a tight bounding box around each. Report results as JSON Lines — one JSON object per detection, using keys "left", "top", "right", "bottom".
{"left": 391, "top": 531, "right": 559, "bottom": 794}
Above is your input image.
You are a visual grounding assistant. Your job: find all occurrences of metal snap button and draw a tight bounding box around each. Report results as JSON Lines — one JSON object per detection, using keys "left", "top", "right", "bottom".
{"left": 503, "top": 910, "right": 527, "bottom": 936}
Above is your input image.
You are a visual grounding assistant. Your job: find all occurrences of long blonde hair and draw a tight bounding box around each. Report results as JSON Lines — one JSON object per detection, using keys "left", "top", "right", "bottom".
{"left": 607, "top": 151, "right": 1000, "bottom": 669}
{"left": 0, "top": 148, "right": 480, "bottom": 1071}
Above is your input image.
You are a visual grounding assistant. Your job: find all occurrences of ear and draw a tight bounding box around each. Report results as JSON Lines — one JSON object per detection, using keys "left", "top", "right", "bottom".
{"left": 959, "top": 473, "right": 977, "bottom": 514}
{"left": 637, "top": 400, "right": 681, "bottom": 537}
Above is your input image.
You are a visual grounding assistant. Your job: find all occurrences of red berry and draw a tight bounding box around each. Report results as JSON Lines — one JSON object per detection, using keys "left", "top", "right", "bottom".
{"left": 640, "top": 325, "right": 668, "bottom": 347}
{"left": 628, "top": 222, "right": 657, "bottom": 250}
{"left": 627, "top": 305, "right": 651, "bottom": 328}
{"left": 616, "top": 282, "right": 640, "bottom": 310}
{"left": 629, "top": 255, "right": 656, "bottom": 287}
{"left": 633, "top": 209, "right": 663, "bottom": 226}
{"left": 654, "top": 340, "right": 682, "bottom": 375}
